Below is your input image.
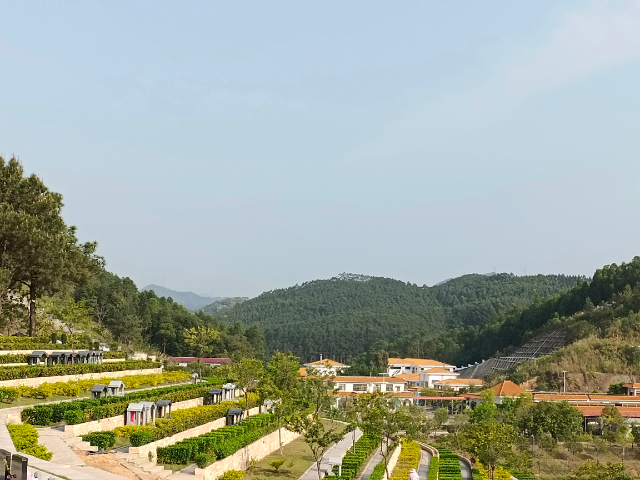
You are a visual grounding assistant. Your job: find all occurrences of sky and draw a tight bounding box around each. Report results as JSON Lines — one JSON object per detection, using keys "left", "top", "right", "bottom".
{"left": 2, "top": 1, "right": 640, "bottom": 297}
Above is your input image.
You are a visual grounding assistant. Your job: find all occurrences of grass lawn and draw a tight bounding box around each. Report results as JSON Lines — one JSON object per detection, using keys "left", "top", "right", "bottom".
{"left": 243, "top": 419, "right": 347, "bottom": 480}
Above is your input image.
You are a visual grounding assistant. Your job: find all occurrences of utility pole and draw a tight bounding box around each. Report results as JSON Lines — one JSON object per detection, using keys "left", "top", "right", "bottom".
{"left": 562, "top": 370, "right": 567, "bottom": 394}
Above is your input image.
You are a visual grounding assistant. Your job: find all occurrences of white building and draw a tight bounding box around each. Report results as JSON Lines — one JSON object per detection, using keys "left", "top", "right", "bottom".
{"left": 418, "top": 367, "right": 459, "bottom": 388}
{"left": 432, "top": 378, "right": 484, "bottom": 392}
{"left": 387, "top": 358, "right": 456, "bottom": 376}
{"left": 333, "top": 376, "right": 407, "bottom": 393}
{"left": 303, "top": 357, "right": 350, "bottom": 376}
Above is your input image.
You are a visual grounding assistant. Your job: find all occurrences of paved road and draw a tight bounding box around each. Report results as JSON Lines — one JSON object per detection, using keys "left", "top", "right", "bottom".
{"left": 418, "top": 450, "right": 432, "bottom": 480}
{"left": 299, "top": 428, "right": 363, "bottom": 480}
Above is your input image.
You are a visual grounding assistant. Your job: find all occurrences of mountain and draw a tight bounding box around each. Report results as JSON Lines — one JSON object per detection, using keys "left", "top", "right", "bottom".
{"left": 210, "top": 272, "right": 580, "bottom": 362}
{"left": 201, "top": 297, "right": 247, "bottom": 314}
{"left": 141, "top": 284, "right": 220, "bottom": 312}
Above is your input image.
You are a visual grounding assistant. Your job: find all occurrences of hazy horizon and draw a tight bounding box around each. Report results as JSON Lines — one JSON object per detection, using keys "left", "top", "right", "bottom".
{"left": 2, "top": 1, "right": 640, "bottom": 297}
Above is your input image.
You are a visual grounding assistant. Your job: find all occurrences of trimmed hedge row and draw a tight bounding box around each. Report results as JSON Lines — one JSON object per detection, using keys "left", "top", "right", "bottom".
{"left": 129, "top": 402, "right": 245, "bottom": 446}
{"left": 0, "top": 353, "right": 28, "bottom": 364}
{"left": 389, "top": 440, "right": 421, "bottom": 480}
{"left": 511, "top": 472, "right": 535, "bottom": 480}
{"left": 369, "top": 461, "right": 386, "bottom": 480}
{"left": 104, "top": 351, "right": 128, "bottom": 359}
{"left": 0, "top": 360, "right": 159, "bottom": 381}
{"left": 157, "top": 414, "right": 277, "bottom": 467}
{"left": 7, "top": 423, "right": 53, "bottom": 460}
{"left": 471, "top": 467, "right": 482, "bottom": 480}
{"left": 0, "top": 335, "right": 91, "bottom": 350}
{"left": 331, "top": 434, "right": 381, "bottom": 480}
{"left": 82, "top": 431, "right": 117, "bottom": 450}
{"left": 437, "top": 447, "right": 462, "bottom": 480}
{"left": 22, "top": 381, "right": 210, "bottom": 425}
{"left": 427, "top": 457, "right": 438, "bottom": 480}
{"left": 1, "top": 371, "right": 189, "bottom": 404}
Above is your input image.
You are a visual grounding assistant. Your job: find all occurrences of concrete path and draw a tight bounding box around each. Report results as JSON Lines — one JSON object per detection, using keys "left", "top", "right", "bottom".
{"left": 459, "top": 459, "right": 471, "bottom": 480}
{"left": 0, "top": 422, "right": 17, "bottom": 454}
{"left": 358, "top": 448, "right": 384, "bottom": 480}
{"left": 38, "top": 426, "right": 86, "bottom": 466}
{"left": 418, "top": 450, "right": 432, "bottom": 480}
{"left": 299, "top": 428, "right": 363, "bottom": 480}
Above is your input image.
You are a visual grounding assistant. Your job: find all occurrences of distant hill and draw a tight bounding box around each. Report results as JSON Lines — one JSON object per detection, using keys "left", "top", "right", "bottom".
{"left": 141, "top": 284, "right": 220, "bottom": 311}
{"left": 211, "top": 272, "right": 580, "bottom": 362}
{"left": 201, "top": 297, "right": 247, "bottom": 314}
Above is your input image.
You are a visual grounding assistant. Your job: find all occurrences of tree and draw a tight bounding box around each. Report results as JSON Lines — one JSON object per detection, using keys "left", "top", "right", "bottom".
{"left": 183, "top": 326, "right": 221, "bottom": 377}
{"left": 469, "top": 389, "right": 498, "bottom": 423}
{"left": 591, "top": 437, "right": 607, "bottom": 464}
{"left": 600, "top": 405, "right": 628, "bottom": 445}
{"left": 461, "top": 422, "right": 516, "bottom": 480}
{"left": 41, "top": 296, "right": 92, "bottom": 350}
{"left": 447, "top": 412, "right": 469, "bottom": 449}
{"left": 0, "top": 157, "right": 102, "bottom": 336}
{"left": 229, "top": 357, "right": 264, "bottom": 414}
{"left": 565, "top": 460, "right": 632, "bottom": 480}
{"left": 286, "top": 413, "right": 346, "bottom": 480}
{"left": 261, "top": 352, "right": 301, "bottom": 454}
{"left": 433, "top": 407, "right": 449, "bottom": 436}
{"left": 565, "top": 436, "right": 583, "bottom": 470}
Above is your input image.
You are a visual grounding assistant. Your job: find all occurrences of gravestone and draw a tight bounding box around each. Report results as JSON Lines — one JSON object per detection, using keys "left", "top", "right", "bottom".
{"left": 10, "top": 454, "right": 28, "bottom": 480}
{"left": 0, "top": 449, "right": 11, "bottom": 478}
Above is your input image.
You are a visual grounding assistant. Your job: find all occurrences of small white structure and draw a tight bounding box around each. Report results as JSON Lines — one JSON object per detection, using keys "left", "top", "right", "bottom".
{"left": 91, "top": 384, "right": 108, "bottom": 399}
{"left": 107, "top": 380, "right": 125, "bottom": 397}
{"left": 156, "top": 400, "right": 172, "bottom": 419}
{"left": 191, "top": 372, "right": 200, "bottom": 384}
{"left": 226, "top": 408, "right": 243, "bottom": 425}
{"left": 209, "top": 388, "right": 223, "bottom": 405}
{"left": 221, "top": 383, "right": 236, "bottom": 401}
{"left": 126, "top": 402, "right": 157, "bottom": 426}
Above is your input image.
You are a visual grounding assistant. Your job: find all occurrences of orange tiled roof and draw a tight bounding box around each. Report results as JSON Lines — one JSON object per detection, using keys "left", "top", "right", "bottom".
{"left": 623, "top": 383, "right": 640, "bottom": 388}
{"left": 434, "top": 378, "right": 483, "bottom": 385}
{"left": 298, "top": 367, "right": 307, "bottom": 377}
{"left": 395, "top": 373, "right": 420, "bottom": 381}
{"left": 306, "top": 359, "right": 347, "bottom": 367}
{"left": 588, "top": 395, "right": 640, "bottom": 402}
{"left": 576, "top": 406, "right": 640, "bottom": 418}
{"left": 423, "top": 367, "right": 459, "bottom": 375}
{"left": 388, "top": 358, "right": 455, "bottom": 367}
{"left": 491, "top": 380, "right": 526, "bottom": 397}
{"left": 533, "top": 394, "right": 589, "bottom": 401}
{"left": 334, "top": 376, "right": 407, "bottom": 383}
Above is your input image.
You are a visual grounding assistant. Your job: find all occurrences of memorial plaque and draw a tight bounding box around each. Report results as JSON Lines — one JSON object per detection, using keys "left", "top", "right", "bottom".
{"left": 0, "top": 449, "right": 11, "bottom": 478}
{"left": 10, "top": 454, "right": 28, "bottom": 480}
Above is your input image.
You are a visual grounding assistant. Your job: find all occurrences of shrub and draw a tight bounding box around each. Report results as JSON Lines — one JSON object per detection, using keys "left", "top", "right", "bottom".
{"left": 157, "top": 413, "right": 278, "bottom": 466}
{"left": 114, "top": 425, "right": 153, "bottom": 438}
{"left": 82, "top": 431, "right": 117, "bottom": 450}
{"left": 0, "top": 360, "right": 159, "bottom": 381}
{"left": 390, "top": 440, "right": 421, "bottom": 480}
{"left": 270, "top": 459, "right": 286, "bottom": 471}
{"left": 104, "top": 351, "right": 128, "bottom": 359}
{"left": 436, "top": 447, "right": 462, "bottom": 480}
{"left": 63, "top": 410, "right": 85, "bottom": 425}
{"left": 427, "top": 457, "right": 439, "bottom": 480}
{"left": 130, "top": 430, "right": 154, "bottom": 447}
{"left": 476, "top": 463, "right": 511, "bottom": 480}
{"left": 220, "top": 470, "right": 244, "bottom": 480}
{"left": 369, "top": 462, "right": 386, "bottom": 480}
{"left": 331, "top": 434, "right": 380, "bottom": 480}
{"left": 0, "top": 387, "right": 20, "bottom": 403}
{"left": 23, "top": 380, "right": 208, "bottom": 424}
{"left": 0, "top": 354, "right": 28, "bottom": 364}
{"left": 6, "top": 424, "right": 53, "bottom": 460}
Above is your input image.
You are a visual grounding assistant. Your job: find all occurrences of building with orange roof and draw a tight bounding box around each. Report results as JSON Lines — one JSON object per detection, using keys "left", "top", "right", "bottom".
{"left": 395, "top": 373, "right": 420, "bottom": 388}
{"left": 303, "top": 355, "right": 350, "bottom": 376}
{"left": 623, "top": 383, "right": 640, "bottom": 396}
{"left": 433, "top": 378, "right": 484, "bottom": 392}
{"left": 387, "top": 358, "right": 456, "bottom": 377}
{"left": 333, "top": 376, "right": 407, "bottom": 394}
{"left": 419, "top": 367, "right": 459, "bottom": 389}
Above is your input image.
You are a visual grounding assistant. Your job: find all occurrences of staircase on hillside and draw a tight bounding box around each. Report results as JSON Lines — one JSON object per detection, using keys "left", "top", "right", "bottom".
{"left": 490, "top": 329, "right": 566, "bottom": 372}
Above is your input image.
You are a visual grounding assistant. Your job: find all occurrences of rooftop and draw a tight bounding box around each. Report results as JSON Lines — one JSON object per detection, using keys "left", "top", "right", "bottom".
{"left": 388, "top": 357, "right": 455, "bottom": 367}
{"left": 334, "top": 376, "right": 407, "bottom": 383}
{"left": 305, "top": 359, "right": 348, "bottom": 367}
{"left": 422, "top": 367, "right": 459, "bottom": 375}
{"left": 434, "top": 378, "right": 483, "bottom": 385}
{"left": 491, "top": 380, "right": 526, "bottom": 397}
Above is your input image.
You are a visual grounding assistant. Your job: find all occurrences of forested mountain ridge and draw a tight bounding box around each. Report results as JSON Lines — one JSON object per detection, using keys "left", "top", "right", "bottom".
{"left": 141, "top": 284, "right": 220, "bottom": 311}
{"left": 211, "top": 272, "right": 580, "bottom": 362}
{"left": 429, "top": 257, "right": 640, "bottom": 368}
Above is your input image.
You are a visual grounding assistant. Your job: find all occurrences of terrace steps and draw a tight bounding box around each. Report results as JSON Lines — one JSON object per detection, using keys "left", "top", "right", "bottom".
{"left": 116, "top": 450, "right": 174, "bottom": 477}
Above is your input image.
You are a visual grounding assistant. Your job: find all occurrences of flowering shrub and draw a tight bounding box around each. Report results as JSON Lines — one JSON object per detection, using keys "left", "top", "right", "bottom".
{"left": 476, "top": 463, "right": 512, "bottom": 480}
{"left": 7, "top": 424, "right": 53, "bottom": 460}
{"left": 390, "top": 440, "right": 421, "bottom": 480}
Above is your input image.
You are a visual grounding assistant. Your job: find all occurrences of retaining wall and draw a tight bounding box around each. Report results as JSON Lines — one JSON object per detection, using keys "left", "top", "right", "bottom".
{"left": 129, "top": 406, "right": 261, "bottom": 460}
{"left": 383, "top": 444, "right": 402, "bottom": 480}
{"left": 64, "top": 397, "right": 205, "bottom": 436}
{"left": 0, "top": 367, "right": 162, "bottom": 388}
{"left": 195, "top": 427, "right": 300, "bottom": 480}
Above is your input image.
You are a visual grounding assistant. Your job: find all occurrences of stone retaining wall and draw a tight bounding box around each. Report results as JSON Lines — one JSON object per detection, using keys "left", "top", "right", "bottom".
{"left": 64, "top": 397, "right": 205, "bottom": 436}
{"left": 384, "top": 444, "right": 402, "bottom": 480}
{"left": 195, "top": 427, "right": 300, "bottom": 480}
{"left": 0, "top": 367, "right": 162, "bottom": 388}
{"left": 129, "top": 406, "right": 261, "bottom": 460}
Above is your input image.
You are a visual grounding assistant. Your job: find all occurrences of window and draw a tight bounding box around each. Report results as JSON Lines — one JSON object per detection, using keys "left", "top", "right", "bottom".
{"left": 337, "top": 384, "right": 345, "bottom": 391}
{"left": 353, "top": 384, "right": 368, "bottom": 392}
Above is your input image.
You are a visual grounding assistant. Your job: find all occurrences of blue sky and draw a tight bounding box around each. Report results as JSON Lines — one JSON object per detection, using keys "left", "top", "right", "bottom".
{"left": 2, "top": 1, "right": 640, "bottom": 297}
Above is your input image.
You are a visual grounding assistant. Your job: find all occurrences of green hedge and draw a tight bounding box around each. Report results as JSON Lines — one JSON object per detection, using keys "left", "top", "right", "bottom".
{"left": 390, "top": 440, "right": 421, "bottom": 480}
{"left": 427, "top": 457, "right": 438, "bottom": 480}
{"left": 369, "top": 462, "right": 386, "bottom": 480}
{"left": 157, "top": 414, "right": 278, "bottom": 467}
{"left": 82, "top": 431, "right": 117, "bottom": 450}
{"left": 330, "top": 434, "right": 380, "bottom": 480}
{"left": 7, "top": 424, "right": 53, "bottom": 460}
{"left": 131, "top": 430, "right": 154, "bottom": 447}
{"left": 511, "top": 472, "right": 535, "bottom": 480}
{"left": 0, "top": 335, "right": 91, "bottom": 350}
{"left": 104, "top": 351, "right": 128, "bottom": 359}
{"left": 0, "top": 360, "right": 159, "bottom": 381}
{"left": 22, "top": 383, "right": 213, "bottom": 425}
{"left": 437, "top": 447, "right": 462, "bottom": 480}
{"left": 0, "top": 353, "right": 28, "bottom": 364}
{"left": 471, "top": 467, "right": 482, "bottom": 480}
{"left": 0, "top": 387, "right": 20, "bottom": 403}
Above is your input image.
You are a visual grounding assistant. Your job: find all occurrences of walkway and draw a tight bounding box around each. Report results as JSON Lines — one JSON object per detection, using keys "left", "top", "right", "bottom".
{"left": 418, "top": 450, "right": 432, "bottom": 480}
{"left": 358, "top": 446, "right": 386, "bottom": 480}
{"left": 299, "top": 428, "right": 363, "bottom": 480}
{"left": 459, "top": 459, "right": 471, "bottom": 480}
